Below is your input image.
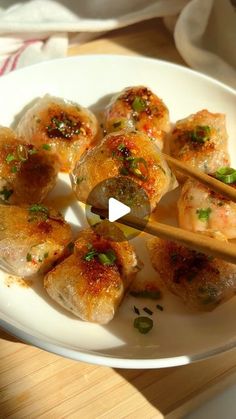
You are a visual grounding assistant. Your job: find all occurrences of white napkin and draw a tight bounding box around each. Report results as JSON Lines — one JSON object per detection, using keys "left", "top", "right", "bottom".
{"left": 0, "top": 0, "right": 235, "bottom": 88}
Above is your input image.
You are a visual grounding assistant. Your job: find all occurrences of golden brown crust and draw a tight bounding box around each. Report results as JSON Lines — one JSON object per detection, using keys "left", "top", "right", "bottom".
{"left": 0, "top": 126, "right": 59, "bottom": 204}
{"left": 72, "top": 130, "right": 177, "bottom": 214}
{"left": 0, "top": 204, "right": 72, "bottom": 276}
{"left": 147, "top": 238, "right": 236, "bottom": 311}
{"left": 44, "top": 224, "right": 139, "bottom": 324}
{"left": 169, "top": 109, "right": 230, "bottom": 176}
{"left": 104, "top": 86, "right": 170, "bottom": 149}
{"left": 16, "top": 95, "right": 98, "bottom": 172}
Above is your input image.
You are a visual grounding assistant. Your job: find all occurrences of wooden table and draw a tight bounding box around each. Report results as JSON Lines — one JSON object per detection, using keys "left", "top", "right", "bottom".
{"left": 1, "top": 18, "right": 236, "bottom": 419}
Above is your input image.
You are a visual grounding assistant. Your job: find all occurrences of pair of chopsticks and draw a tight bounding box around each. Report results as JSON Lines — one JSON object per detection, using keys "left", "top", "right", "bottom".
{"left": 91, "top": 156, "right": 236, "bottom": 264}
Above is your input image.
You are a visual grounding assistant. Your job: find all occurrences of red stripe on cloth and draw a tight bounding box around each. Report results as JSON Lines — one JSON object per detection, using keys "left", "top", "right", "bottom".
{"left": 0, "top": 39, "right": 44, "bottom": 75}
{"left": 0, "top": 55, "right": 12, "bottom": 76}
{"left": 11, "top": 39, "right": 42, "bottom": 71}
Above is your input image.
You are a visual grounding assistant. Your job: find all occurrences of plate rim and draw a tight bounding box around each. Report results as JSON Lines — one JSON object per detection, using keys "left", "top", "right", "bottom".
{"left": 0, "top": 54, "right": 236, "bottom": 369}
{"left": 2, "top": 317, "right": 236, "bottom": 369}
{"left": 0, "top": 54, "right": 235, "bottom": 96}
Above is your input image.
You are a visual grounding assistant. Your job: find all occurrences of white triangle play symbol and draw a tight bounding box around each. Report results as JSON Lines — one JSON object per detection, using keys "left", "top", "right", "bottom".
{"left": 108, "top": 197, "right": 131, "bottom": 222}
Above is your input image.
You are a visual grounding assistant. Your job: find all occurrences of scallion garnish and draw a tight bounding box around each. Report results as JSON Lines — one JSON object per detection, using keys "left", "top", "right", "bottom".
{"left": 11, "top": 166, "right": 18, "bottom": 173}
{"left": 190, "top": 125, "right": 210, "bottom": 143}
{"left": 215, "top": 167, "right": 236, "bottom": 184}
{"left": 83, "top": 249, "right": 98, "bottom": 261}
{"left": 117, "top": 143, "right": 125, "bottom": 152}
{"left": 76, "top": 176, "right": 85, "bottom": 184}
{"left": 42, "top": 144, "right": 51, "bottom": 151}
{"left": 98, "top": 250, "right": 116, "bottom": 266}
{"left": 29, "top": 204, "right": 49, "bottom": 215}
{"left": 0, "top": 187, "right": 13, "bottom": 201}
{"left": 134, "top": 316, "right": 153, "bottom": 334}
{"left": 26, "top": 253, "right": 32, "bottom": 262}
{"left": 83, "top": 246, "right": 116, "bottom": 265}
{"left": 196, "top": 207, "right": 211, "bottom": 221}
{"left": 113, "top": 121, "right": 122, "bottom": 129}
{"left": 126, "top": 157, "right": 148, "bottom": 180}
{"left": 5, "top": 154, "right": 15, "bottom": 163}
{"left": 133, "top": 306, "right": 140, "bottom": 315}
{"left": 143, "top": 307, "right": 153, "bottom": 315}
{"left": 132, "top": 97, "right": 147, "bottom": 112}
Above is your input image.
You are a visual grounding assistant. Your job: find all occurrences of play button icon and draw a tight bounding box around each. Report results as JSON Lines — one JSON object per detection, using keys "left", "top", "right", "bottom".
{"left": 108, "top": 198, "right": 130, "bottom": 222}
{"left": 85, "top": 176, "right": 151, "bottom": 241}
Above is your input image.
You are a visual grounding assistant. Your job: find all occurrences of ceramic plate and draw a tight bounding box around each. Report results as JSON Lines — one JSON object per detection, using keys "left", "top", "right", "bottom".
{"left": 0, "top": 55, "right": 235, "bottom": 369}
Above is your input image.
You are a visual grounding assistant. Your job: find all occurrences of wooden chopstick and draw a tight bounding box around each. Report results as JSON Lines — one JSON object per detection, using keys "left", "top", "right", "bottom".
{"left": 91, "top": 207, "right": 236, "bottom": 264}
{"left": 163, "top": 153, "right": 236, "bottom": 203}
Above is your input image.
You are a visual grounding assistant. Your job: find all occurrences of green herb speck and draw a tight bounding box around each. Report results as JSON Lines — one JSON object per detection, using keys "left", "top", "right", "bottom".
{"left": 143, "top": 307, "right": 153, "bottom": 316}
{"left": 42, "top": 144, "right": 51, "bottom": 151}
{"left": 26, "top": 253, "right": 32, "bottom": 262}
{"left": 6, "top": 154, "right": 15, "bottom": 163}
{"left": 196, "top": 208, "right": 211, "bottom": 221}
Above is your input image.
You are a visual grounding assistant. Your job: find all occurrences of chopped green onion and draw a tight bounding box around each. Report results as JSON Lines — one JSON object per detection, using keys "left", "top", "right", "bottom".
{"left": 156, "top": 304, "right": 164, "bottom": 311}
{"left": 83, "top": 246, "right": 117, "bottom": 265}
{"left": 42, "top": 144, "right": 51, "bottom": 151}
{"left": 133, "top": 305, "right": 140, "bottom": 315}
{"left": 190, "top": 125, "right": 211, "bottom": 143}
{"left": 113, "top": 121, "right": 122, "bottom": 129}
{"left": 132, "top": 97, "right": 147, "bottom": 112}
{"left": 130, "top": 290, "right": 161, "bottom": 299}
{"left": 5, "top": 154, "right": 15, "bottom": 163}
{"left": 26, "top": 253, "right": 32, "bottom": 262}
{"left": 127, "top": 157, "right": 148, "bottom": 180}
{"left": 83, "top": 249, "right": 97, "bottom": 261}
{"left": 215, "top": 167, "right": 236, "bottom": 184}
{"left": 117, "top": 143, "right": 125, "bottom": 152}
{"left": 196, "top": 208, "right": 211, "bottom": 221}
{"left": 143, "top": 307, "right": 153, "bottom": 315}
{"left": 29, "top": 204, "right": 49, "bottom": 215}
{"left": 134, "top": 316, "right": 153, "bottom": 334}
{"left": 0, "top": 187, "right": 13, "bottom": 201}
{"left": 52, "top": 117, "right": 64, "bottom": 129}
{"left": 44, "top": 252, "right": 49, "bottom": 259}
{"left": 76, "top": 176, "right": 85, "bottom": 184}
{"left": 11, "top": 166, "right": 18, "bottom": 173}
{"left": 98, "top": 249, "right": 116, "bottom": 266}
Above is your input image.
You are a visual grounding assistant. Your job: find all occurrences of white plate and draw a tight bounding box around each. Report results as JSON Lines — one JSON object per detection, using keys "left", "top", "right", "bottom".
{"left": 0, "top": 55, "right": 236, "bottom": 369}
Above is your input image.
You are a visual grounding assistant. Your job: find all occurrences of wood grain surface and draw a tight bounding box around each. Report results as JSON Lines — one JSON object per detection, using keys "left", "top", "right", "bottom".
{"left": 1, "top": 17, "right": 236, "bottom": 419}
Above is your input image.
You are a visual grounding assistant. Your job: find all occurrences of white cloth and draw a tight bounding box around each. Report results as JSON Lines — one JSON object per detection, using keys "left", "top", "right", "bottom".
{"left": 0, "top": 0, "right": 235, "bottom": 88}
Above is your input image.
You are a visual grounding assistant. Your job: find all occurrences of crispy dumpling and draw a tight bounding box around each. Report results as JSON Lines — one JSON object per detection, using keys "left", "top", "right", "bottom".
{"left": 104, "top": 86, "right": 170, "bottom": 150}
{"left": 44, "top": 223, "right": 139, "bottom": 324}
{"left": 178, "top": 178, "right": 236, "bottom": 239}
{"left": 169, "top": 110, "right": 230, "bottom": 177}
{"left": 71, "top": 130, "right": 177, "bottom": 217}
{"left": 0, "top": 204, "right": 72, "bottom": 277}
{"left": 0, "top": 126, "right": 59, "bottom": 204}
{"left": 147, "top": 238, "right": 236, "bottom": 311}
{"left": 16, "top": 94, "right": 98, "bottom": 172}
